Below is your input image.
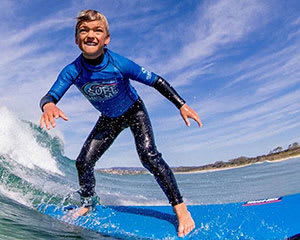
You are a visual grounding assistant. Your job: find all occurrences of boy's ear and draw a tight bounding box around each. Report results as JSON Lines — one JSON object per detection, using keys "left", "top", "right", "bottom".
{"left": 75, "top": 34, "right": 79, "bottom": 45}
{"left": 105, "top": 35, "right": 110, "bottom": 45}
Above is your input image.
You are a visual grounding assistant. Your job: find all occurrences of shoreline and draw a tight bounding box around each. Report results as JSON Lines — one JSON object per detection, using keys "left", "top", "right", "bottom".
{"left": 264, "top": 154, "right": 300, "bottom": 163}
{"left": 172, "top": 154, "right": 300, "bottom": 175}
{"left": 97, "top": 154, "right": 300, "bottom": 175}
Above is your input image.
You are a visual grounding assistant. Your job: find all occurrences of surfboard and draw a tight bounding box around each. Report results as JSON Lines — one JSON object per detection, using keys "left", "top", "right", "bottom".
{"left": 37, "top": 192, "right": 300, "bottom": 239}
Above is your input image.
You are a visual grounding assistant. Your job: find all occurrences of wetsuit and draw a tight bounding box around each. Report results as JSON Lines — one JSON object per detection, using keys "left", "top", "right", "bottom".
{"left": 40, "top": 49, "right": 185, "bottom": 206}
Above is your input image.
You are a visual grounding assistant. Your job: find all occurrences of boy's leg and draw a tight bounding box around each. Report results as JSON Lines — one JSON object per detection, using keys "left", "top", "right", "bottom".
{"left": 76, "top": 116, "right": 124, "bottom": 202}
{"left": 128, "top": 101, "right": 182, "bottom": 205}
{"left": 128, "top": 100, "right": 195, "bottom": 237}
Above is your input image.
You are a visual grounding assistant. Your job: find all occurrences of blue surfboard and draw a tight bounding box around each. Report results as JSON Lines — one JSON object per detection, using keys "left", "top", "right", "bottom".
{"left": 37, "top": 192, "right": 300, "bottom": 239}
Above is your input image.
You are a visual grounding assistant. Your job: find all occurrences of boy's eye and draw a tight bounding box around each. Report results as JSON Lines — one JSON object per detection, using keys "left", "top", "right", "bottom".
{"left": 95, "top": 29, "right": 103, "bottom": 33}
{"left": 79, "top": 29, "right": 87, "bottom": 33}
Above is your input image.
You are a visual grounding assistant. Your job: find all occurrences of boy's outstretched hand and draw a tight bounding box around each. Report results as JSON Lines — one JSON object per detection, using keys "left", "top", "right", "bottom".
{"left": 180, "top": 104, "right": 202, "bottom": 128}
{"left": 40, "top": 103, "right": 68, "bottom": 130}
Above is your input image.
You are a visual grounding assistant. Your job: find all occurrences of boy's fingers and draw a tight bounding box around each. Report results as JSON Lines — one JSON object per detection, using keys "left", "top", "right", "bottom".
{"left": 189, "top": 111, "right": 202, "bottom": 128}
{"left": 194, "top": 115, "right": 202, "bottom": 127}
{"left": 54, "top": 111, "right": 60, "bottom": 119}
{"left": 59, "top": 111, "right": 68, "bottom": 121}
{"left": 40, "top": 106, "right": 68, "bottom": 130}
{"left": 40, "top": 116, "right": 45, "bottom": 129}
{"left": 183, "top": 115, "right": 190, "bottom": 127}
{"left": 198, "top": 120, "right": 203, "bottom": 128}
{"left": 44, "top": 115, "right": 50, "bottom": 130}
{"left": 48, "top": 114, "right": 56, "bottom": 128}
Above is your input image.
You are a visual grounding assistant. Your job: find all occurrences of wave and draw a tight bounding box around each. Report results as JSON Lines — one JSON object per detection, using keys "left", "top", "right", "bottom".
{"left": 0, "top": 107, "right": 65, "bottom": 173}
{"left": 0, "top": 107, "right": 168, "bottom": 208}
{"left": 0, "top": 107, "right": 77, "bottom": 208}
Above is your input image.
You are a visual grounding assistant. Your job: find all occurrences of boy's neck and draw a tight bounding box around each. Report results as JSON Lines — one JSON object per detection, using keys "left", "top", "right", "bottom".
{"left": 82, "top": 53, "right": 104, "bottom": 66}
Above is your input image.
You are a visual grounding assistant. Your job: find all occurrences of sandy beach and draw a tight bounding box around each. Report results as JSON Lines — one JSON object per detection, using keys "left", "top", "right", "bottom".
{"left": 97, "top": 152, "right": 300, "bottom": 175}
{"left": 173, "top": 154, "right": 300, "bottom": 174}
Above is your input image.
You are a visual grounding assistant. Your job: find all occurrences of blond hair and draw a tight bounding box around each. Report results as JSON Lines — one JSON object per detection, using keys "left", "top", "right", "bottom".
{"left": 75, "top": 10, "right": 110, "bottom": 36}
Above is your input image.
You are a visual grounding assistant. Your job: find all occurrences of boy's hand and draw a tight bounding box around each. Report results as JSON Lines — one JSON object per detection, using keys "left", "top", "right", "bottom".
{"left": 180, "top": 104, "right": 202, "bottom": 128}
{"left": 40, "top": 103, "right": 68, "bottom": 130}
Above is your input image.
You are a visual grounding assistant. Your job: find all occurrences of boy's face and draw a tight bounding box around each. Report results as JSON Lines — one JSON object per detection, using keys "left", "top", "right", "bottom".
{"left": 75, "top": 20, "right": 110, "bottom": 59}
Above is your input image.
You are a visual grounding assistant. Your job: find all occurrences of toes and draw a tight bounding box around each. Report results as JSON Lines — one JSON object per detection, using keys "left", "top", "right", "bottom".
{"left": 178, "top": 225, "right": 185, "bottom": 237}
{"left": 178, "top": 222, "right": 196, "bottom": 237}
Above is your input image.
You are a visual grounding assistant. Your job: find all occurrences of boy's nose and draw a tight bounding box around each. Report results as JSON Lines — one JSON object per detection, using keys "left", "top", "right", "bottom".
{"left": 87, "top": 30, "right": 95, "bottom": 38}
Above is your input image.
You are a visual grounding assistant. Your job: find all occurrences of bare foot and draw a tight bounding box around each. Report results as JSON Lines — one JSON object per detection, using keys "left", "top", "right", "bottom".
{"left": 72, "top": 206, "right": 90, "bottom": 219}
{"left": 173, "top": 203, "right": 195, "bottom": 237}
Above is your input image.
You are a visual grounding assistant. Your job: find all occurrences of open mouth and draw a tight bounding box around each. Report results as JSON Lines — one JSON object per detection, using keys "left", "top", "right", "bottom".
{"left": 85, "top": 42, "right": 98, "bottom": 46}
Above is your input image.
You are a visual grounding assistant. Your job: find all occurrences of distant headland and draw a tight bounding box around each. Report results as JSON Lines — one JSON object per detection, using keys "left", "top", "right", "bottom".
{"left": 96, "top": 142, "right": 300, "bottom": 175}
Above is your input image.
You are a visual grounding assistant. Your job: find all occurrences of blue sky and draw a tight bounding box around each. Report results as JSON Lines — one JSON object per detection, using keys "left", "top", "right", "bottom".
{"left": 0, "top": 0, "right": 299, "bottom": 168}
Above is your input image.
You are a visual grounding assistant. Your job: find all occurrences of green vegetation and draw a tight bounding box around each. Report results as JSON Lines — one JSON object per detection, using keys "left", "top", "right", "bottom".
{"left": 97, "top": 142, "right": 300, "bottom": 175}
{"left": 172, "top": 142, "right": 300, "bottom": 173}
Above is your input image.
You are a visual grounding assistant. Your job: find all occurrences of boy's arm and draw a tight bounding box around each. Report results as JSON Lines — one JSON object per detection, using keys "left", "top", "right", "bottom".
{"left": 109, "top": 51, "right": 202, "bottom": 127}
{"left": 40, "top": 93, "right": 58, "bottom": 110}
{"left": 154, "top": 76, "right": 202, "bottom": 128}
{"left": 39, "top": 65, "right": 75, "bottom": 130}
{"left": 153, "top": 77, "right": 185, "bottom": 109}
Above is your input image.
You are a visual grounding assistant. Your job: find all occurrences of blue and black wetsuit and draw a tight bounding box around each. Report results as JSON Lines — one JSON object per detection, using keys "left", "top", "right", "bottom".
{"left": 40, "top": 49, "right": 185, "bottom": 206}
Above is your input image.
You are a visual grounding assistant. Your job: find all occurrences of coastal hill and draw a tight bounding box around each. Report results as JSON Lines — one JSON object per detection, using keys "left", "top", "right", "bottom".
{"left": 97, "top": 142, "right": 300, "bottom": 175}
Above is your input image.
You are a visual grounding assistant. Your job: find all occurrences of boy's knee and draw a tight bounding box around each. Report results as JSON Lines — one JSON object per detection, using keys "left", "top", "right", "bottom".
{"left": 76, "top": 156, "right": 94, "bottom": 171}
{"left": 76, "top": 148, "right": 99, "bottom": 171}
{"left": 139, "top": 149, "right": 159, "bottom": 162}
{"left": 139, "top": 150, "right": 169, "bottom": 172}
{"left": 76, "top": 157, "right": 86, "bottom": 171}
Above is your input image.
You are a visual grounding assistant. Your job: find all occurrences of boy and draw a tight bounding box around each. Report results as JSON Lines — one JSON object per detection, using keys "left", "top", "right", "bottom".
{"left": 40, "top": 10, "right": 202, "bottom": 237}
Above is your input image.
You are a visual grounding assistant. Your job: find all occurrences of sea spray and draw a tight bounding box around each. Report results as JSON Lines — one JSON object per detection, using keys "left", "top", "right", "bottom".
{"left": 0, "top": 107, "right": 76, "bottom": 207}
{"left": 0, "top": 106, "right": 62, "bottom": 175}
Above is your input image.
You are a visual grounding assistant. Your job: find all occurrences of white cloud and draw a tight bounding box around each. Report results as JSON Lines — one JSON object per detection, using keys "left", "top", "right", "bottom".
{"left": 159, "top": 0, "right": 270, "bottom": 75}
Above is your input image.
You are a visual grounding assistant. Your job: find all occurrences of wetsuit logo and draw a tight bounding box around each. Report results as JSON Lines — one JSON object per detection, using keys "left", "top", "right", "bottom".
{"left": 141, "top": 67, "right": 152, "bottom": 80}
{"left": 82, "top": 81, "right": 119, "bottom": 101}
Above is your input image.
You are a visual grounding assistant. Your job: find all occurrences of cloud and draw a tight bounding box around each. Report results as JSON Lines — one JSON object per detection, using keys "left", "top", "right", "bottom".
{"left": 158, "top": 0, "right": 270, "bottom": 75}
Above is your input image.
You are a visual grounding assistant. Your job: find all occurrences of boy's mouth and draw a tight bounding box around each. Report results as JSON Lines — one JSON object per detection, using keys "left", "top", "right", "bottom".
{"left": 85, "top": 42, "right": 98, "bottom": 46}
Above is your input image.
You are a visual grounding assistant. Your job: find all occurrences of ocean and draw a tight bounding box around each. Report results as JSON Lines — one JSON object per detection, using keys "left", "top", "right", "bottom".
{"left": 1, "top": 107, "right": 300, "bottom": 239}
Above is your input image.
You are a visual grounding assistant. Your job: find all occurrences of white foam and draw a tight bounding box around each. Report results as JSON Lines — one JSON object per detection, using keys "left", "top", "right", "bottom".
{"left": 0, "top": 184, "right": 31, "bottom": 206}
{"left": 0, "top": 106, "right": 63, "bottom": 175}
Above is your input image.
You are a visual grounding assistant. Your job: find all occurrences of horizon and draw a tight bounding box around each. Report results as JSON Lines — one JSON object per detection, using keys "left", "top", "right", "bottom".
{"left": 97, "top": 141, "right": 300, "bottom": 170}
{"left": 0, "top": 0, "right": 299, "bottom": 167}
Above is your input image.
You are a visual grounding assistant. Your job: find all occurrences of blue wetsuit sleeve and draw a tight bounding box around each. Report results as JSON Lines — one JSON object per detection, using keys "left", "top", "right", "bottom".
{"left": 40, "top": 93, "right": 58, "bottom": 111}
{"left": 107, "top": 50, "right": 185, "bottom": 109}
{"left": 126, "top": 61, "right": 158, "bottom": 86}
{"left": 108, "top": 50, "right": 158, "bottom": 86}
{"left": 40, "top": 65, "right": 75, "bottom": 111}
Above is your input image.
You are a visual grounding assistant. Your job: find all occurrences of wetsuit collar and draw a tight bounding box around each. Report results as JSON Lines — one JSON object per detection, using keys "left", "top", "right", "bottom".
{"left": 82, "top": 54, "right": 104, "bottom": 66}
{"left": 80, "top": 49, "right": 109, "bottom": 71}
